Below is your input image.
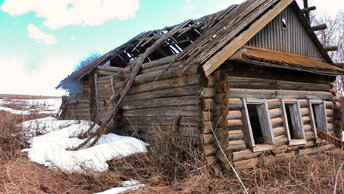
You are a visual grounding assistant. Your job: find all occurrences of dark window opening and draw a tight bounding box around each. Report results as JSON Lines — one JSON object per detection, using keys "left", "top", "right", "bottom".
{"left": 285, "top": 104, "right": 295, "bottom": 138}
{"left": 247, "top": 104, "right": 264, "bottom": 144}
{"left": 282, "top": 17, "right": 287, "bottom": 29}
{"left": 312, "top": 103, "right": 326, "bottom": 131}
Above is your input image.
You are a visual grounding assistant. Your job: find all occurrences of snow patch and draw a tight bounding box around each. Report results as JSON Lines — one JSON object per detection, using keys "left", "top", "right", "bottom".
{"left": 21, "top": 117, "right": 147, "bottom": 173}
{"left": 0, "top": 106, "right": 30, "bottom": 115}
{"left": 0, "top": 98, "right": 61, "bottom": 115}
{"left": 95, "top": 180, "right": 144, "bottom": 194}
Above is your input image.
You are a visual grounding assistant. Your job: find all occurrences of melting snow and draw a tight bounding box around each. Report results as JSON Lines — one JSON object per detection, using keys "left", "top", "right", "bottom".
{"left": 21, "top": 117, "right": 147, "bottom": 173}
{"left": 95, "top": 180, "right": 144, "bottom": 194}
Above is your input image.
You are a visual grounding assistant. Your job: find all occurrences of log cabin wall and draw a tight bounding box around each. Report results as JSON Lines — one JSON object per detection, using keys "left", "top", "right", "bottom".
{"left": 120, "top": 59, "right": 206, "bottom": 142}
{"left": 223, "top": 62, "right": 335, "bottom": 170}
{"left": 63, "top": 76, "right": 93, "bottom": 120}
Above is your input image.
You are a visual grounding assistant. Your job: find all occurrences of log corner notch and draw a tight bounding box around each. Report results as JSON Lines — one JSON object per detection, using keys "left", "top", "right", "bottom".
{"left": 209, "top": 69, "right": 231, "bottom": 173}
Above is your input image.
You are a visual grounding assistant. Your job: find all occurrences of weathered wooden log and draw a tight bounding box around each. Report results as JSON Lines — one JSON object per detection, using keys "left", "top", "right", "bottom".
{"left": 305, "top": 131, "right": 315, "bottom": 140}
{"left": 226, "top": 110, "right": 242, "bottom": 120}
{"left": 324, "top": 46, "right": 338, "bottom": 52}
{"left": 311, "top": 24, "right": 327, "bottom": 31}
{"left": 215, "top": 81, "right": 230, "bottom": 93}
{"left": 326, "top": 109, "right": 333, "bottom": 117}
{"left": 300, "top": 107, "right": 309, "bottom": 116}
{"left": 298, "top": 144, "right": 335, "bottom": 155}
{"left": 202, "top": 121, "right": 215, "bottom": 134}
{"left": 123, "top": 106, "right": 199, "bottom": 117}
{"left": 273, "top": 127, "right": 285, "bottom": 137}
{"left": 124, "top": 85, "right": 200, "bottom": 101}
{"left": 95, "top": 70, "right": 118, "bottom": 76}
{"left": 275, "top": 136, "right": 288, "bottom": 145}
{"left": 227, "top": 119, "right": 243, "bottom": 127}
{"left": 123, "top": 125, "right": 198, "bottom": 135}
{"left": 202, "top": 134, "right": 215, "bottom": 144}
{"left": 271, "top": 117, "right": 283, "bottom": 128}
{"left": 134, "top": 65, "right": 198, "bottom": 85}
{"left": 232, "top": 149, "right": 260, "bottom": 162}
{"left": 301, "top": 6, "right": 316, "bottom": 14}
{"left": 299, "top": 99, "right": 308, "bottom": 108}
{"left": 228, "top": 89, "right": 332, "bottom": 100}
{"left": 234, "top": 158, "right": 259, "bottom": 170}
{"left": 128, "top": 74, "right": 201, "bottom": 95}
{"left": 141, "top": 55, "right": 176, "bottom": 69}
{"left": 227, "top": 77, "right": 331, "bottom": 92}
{"left": 325, "top": 101, "right": 333, "bottom": 109}
{"left": 304, "top": 140, "right": 315, "bottom": 148}
{"left": 122, "top": 96, "right": 199, "bottom": 110}
{"left": 228, "top": 98, "right": 243, "bottom": 110}
{"left": 203, "top": 144, "right": 217, "bottom": 156}
{"left": 123, "top": 116, "right": 199, "bottom": 126}
{"left": 213, "top": 117, "right": 228, "bottom": 128}
{"left": 226, "top": 140, "right": 246, "bottom": 152}
{"left": 205, "top": 156, "right": 217, "bottom": 166}
{"left": 304, "top": 124, "right": 312, "bottom": 131}
{"left": 302, "top": 116, "right": 311, "bottom": 123}
{"left": 269, "top": 108, "right": 281, "bottom": 119}
{"left": 200, "top": 87, "right": 216, "bottom": 99}
{"left": 140, "top": 61, "right": 181, "bottom": 74}
{"left": 97, "top": 65, "right": 127, "bottom": 72}
{"left": 266, "top": 99, "right": 280, "bottom": 109}
{"left": 228, "top": 130, "right": 244, "bottom": 141}
{"left": 213, "top": 104, "right": 229, "bottom": 117}
{"left": 214, "top": 93, "right": 229, "bottom": 104}
{"left": 327, "top": 123, "right": 334, "bottom": 131}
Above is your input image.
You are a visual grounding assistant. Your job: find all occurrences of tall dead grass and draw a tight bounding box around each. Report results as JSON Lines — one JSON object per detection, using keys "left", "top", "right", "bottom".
{"left": 1, "top": 109, "right": 344, "bottom": 193}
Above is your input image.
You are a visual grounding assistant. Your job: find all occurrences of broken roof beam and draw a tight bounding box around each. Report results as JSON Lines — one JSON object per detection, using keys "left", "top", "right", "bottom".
{"left": 324, "top": 46, "right": 338, "bottom": 52}
{"left": 311, "top": 24, "right": 327, "bottom": 32}
{"left": 300, "top": 6, "right": 316, "bottom": 14}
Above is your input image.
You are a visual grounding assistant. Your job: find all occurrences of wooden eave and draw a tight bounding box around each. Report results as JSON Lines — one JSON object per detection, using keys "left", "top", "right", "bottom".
{"left": 230, "top": 46, "right": 343, "bottom": 76}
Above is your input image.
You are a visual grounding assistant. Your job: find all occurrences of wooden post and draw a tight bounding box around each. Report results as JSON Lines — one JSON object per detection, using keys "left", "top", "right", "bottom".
{"left": 94, "top": 73, "right": 99, "bottom": 114}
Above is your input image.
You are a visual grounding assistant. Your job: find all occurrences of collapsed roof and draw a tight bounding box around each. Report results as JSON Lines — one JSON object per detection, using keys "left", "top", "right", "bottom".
{"left": 57, "top": 0, "right": 339, "bottom": 89}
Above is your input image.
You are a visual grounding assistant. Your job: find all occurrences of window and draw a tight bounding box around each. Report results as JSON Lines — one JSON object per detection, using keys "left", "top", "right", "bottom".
{"left": 281, "top": 17, "right": 287, "bottom": 30}
{"left": 281, "top": 99, "right": 306, "bottom": 145}
{"left": 309, "top": 100, "right": 328, "bottom": 133}
{"left": 243, "top": 98, "right": 274, "bottom": 152}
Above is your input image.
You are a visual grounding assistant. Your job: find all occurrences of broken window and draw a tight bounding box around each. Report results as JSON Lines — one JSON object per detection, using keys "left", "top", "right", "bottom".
{"left": 309, "top": 100, "right": 327, "bottom": 132}
{"left": 243, "top": 98, "right": 274, "bottom": 151}
{"left": 281, "top": 99, "right": 305, "bottom": 145}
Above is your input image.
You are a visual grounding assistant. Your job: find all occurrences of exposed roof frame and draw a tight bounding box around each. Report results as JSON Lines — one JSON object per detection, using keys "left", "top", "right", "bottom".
{"left": 202, "top": 0, "right": 294, "bottom": 76}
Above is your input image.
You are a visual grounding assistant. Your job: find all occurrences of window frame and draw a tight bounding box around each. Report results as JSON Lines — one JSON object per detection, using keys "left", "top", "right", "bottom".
{"left": 309, "top": 99, "right": 328, "bottom": 135}
{"left": 242, "top": 98, "right": 274, "bottom": 152}
{"left": 281, "top": 99, "right": 306, "bottom": 146}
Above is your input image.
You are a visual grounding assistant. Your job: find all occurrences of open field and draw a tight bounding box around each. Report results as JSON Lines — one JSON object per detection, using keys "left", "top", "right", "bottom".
{"left": 0, "top": 95, "right": 343, "bottom": 193}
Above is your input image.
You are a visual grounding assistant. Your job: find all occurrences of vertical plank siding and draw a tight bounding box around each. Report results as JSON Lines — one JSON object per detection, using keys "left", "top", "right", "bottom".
{"left": 246, "top": 6, "right": 323, "bottom": 59}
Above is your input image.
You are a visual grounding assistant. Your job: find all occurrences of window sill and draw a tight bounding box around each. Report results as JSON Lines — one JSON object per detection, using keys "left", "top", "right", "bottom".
{"left": 252, "top": 144, "right": 274, "bottom": 153}
{"left": 288, "top": 139, "right": 307, "bottom": 146}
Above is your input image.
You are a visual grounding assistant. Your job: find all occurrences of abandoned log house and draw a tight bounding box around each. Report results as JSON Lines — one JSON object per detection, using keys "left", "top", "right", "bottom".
{"left": 57, "top": 0, "right": 344, "bottom": 172}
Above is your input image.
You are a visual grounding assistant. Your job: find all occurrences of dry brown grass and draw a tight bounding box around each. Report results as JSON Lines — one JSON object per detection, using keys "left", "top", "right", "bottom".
{"left": 0, "top": 109, "right": 344, "bottom": 193}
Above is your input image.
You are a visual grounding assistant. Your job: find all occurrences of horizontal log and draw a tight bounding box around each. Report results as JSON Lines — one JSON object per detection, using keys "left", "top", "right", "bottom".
{"left": 226, "top": 141, "right": 246, "bottom": 152}
{"left": 122, "top": 96, "right": 199, "bottom": 110}
{"left": 227, "top": 76, "right": 331, "bottom": 92}
{"left": 326, "top": 109, "right": 333, "bottom": 117}
{"left": 289, "top": 139, "right": 307, "bottom": 146}
{"left": 203, "top": 144, "right": 217, "bottom": 156}
{"left": 97, "top": 65, "right": 126, "bottom": 72}
{"left": 271, "top": 117, "right": 283, "bottom": 128}
{"left": 299, "top": 144, "right": 335, "bottom": 155}
{"left": 266, "top": 99, "right": 280, "bottom": 109}
{"left": 140, "top": 61, "right": 181, "bottom": 74}
{"left": 269, "top": 108, "right": 281, "bottom": 119}
{"left": 95, "top": 70, "right": 117, "bottom": 76}
{"left": 123, "top": 125, "right": 198, "bottom": 135}
{"left": 128, "top": 75, "right": 201, "bottom": 95}
{"left": 273, "top": 127, "right": 286, "bottom": 137}
{"left": 228, "top": 98, "right": 243, "bottom": 110}
{"left": 134, "top": 65, "right": 198, "bottom": 85}
{"left": 305, "top": 131, "right": 315, "bottom": 140}
{"left": 123, "top": 106, "right": 199, "bottom": 117}
{"left": 228, "top": 130, "right": 244, "bottom": 141}
{"left": 228, "top": 89, "right": 332, "bottom": 100}
{"left": 202, "top": 134, "right": 215, "bottom": 144}
{"left": 275, "top": 136, "right": 288, "bottom": 145}
{"left": 226, "top": 110, "right": 242, "bottom": 120}
{"left": 202, "top": 121, "right": 215, "bottom": 134}
{"left": 300, "top": 107, "right": 309, "bottom": 116}
{"left": 200, "top": 88, "right": 216, "bottom": 98}
{"left": 302, "top": 116, "right": 311, "bottom": 123}
{"left": 325, "top": 101, "right": 333, "bottom": 109}
{"left": 227, "top": 119, "right": 243, "bottom": 127}
{"left": 232, "top": 149, "right": 260, "bottom": 162}
{"left": 124, "top": 85, "right": 200, "bottom": 101}
{"left": 299, "top": 99, "right": 308, "bottom": 108}
{"left": 311, "top": 24, "right": 327, "bottom": 31}
{"left": 141, "top": 56, "right": 176, "bottom": 69}
{"left": 304, "top": 124, "right": 312, "bottom": 131}
{"left": 234, "top": 158, "right": 259, "bottom": 170}
{"left": 328, "top": 123, "right": 333, "bottom": 131}
{"left": 123, "top": 116, "right": 199, "bottom": 126}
